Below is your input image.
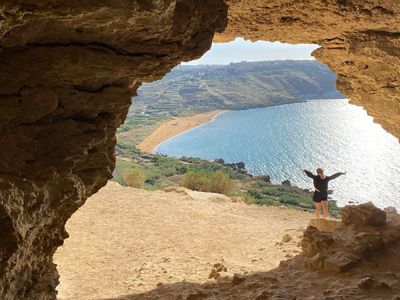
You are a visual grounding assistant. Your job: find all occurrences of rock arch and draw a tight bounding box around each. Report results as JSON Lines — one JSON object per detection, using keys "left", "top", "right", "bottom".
{"left": 0, "top": 1, "right": 398, "bottom": 299}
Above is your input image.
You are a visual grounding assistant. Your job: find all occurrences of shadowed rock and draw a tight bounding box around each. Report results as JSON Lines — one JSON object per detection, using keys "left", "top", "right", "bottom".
{"left": 0, "top": 1, "right": 227, "bottom": 299}
{"left": 302, "top": 203, "right": 400, "bottom": 273}
{"left": 341, "top": 202, "right": 387, "bottom": 226}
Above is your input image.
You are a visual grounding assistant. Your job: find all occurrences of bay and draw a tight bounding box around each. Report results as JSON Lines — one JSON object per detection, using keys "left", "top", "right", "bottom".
{"left": 156, "top": 99, "right": 400, "bottom": 209}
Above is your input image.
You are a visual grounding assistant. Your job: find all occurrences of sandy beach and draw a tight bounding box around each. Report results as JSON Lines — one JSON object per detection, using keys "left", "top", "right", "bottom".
{"left": 137, "top": 110, "right": 226, "bottom": 153}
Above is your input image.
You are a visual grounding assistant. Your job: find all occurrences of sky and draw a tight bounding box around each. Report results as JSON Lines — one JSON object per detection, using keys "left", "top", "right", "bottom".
{"left": 184, "top": 38, "right": 319, "bottom": 65}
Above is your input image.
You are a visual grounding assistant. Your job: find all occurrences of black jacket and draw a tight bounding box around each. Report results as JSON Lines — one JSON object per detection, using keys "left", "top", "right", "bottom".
{"left": 304, "top": 170, "right": 344, "bottom": 193}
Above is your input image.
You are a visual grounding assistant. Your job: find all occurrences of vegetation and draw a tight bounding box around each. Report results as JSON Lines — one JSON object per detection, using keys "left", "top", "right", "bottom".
{"left": 117, "top": 114, "right": 170, "bottom": 146}
{"left": 123, "top": 165, "right": 145, "bottom": 188}
{"left": 113, "top": 145, "right": 341, "bottom": 217}
{"left": 181, "top": 171, "right": 235, "bottom": 195}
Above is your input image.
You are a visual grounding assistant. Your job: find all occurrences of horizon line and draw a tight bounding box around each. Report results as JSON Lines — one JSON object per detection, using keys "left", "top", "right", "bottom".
{"left": 180, "top": 58, "right": 318, "bottom": 67}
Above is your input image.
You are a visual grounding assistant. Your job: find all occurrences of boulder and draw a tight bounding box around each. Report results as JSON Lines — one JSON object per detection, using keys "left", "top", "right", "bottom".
{"left": 236, "top": 162, "right": 246, "bottom": 170}
{"left": 301, "top": 226, "right": 334, "bottom": 259}
{"left": 281, "top": 180, "right": 291, "bottom": 186}
{"left": 301, "top": 203, "right": 400, "bottom": 274}
{"left": 384, "top": 206, "right": 400, "bottom": 223}
{"left": 214, "top": 158, "right": 225, "bottom": 164}
{"left": 341, "top": 202, "right": 386, "bottom": 226}
{"left": 384, "top": 206, "right": 398, "bottom": 214}
{"left": 254, "top": 175, "right": 271, "bottom": 183}
{"left": 323, "top": 252, "right": 360, "bottom": 273}
{"left": 308, "top": 218, "right": 342, "bottom": 232}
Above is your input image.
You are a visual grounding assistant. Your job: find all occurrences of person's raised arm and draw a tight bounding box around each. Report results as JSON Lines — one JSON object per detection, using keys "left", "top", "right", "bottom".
{"left": 300, "top": 169, "right": 315, "bottom": 179}
{"left": 327, "top": 171, "right": 346, "bottom": 180}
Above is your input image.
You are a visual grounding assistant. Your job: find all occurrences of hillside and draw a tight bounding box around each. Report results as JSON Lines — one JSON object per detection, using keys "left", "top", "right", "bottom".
{"left": 118, "top": 60, "right": 344, "bottom": 145}
{"left": 132, "top": 60, "right": 343, "bottom": 115}
{"left": 112, "top": 146, "right": 341, "bottom": 217}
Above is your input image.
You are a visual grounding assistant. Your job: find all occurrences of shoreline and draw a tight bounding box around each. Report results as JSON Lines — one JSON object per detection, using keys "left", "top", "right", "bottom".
{"left": 137, "top": 110, "right": 227, "bottom": 153}
{"left": 137, "top": 99, "right": 347, "bottom": 154}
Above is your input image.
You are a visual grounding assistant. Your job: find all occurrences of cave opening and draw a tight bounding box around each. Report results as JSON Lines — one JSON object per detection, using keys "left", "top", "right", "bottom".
{"left": 1, "top": 1, "right": 400, "bottom": 299}
{"left": 54, "top": 38, "right": 400, "bottom": 299}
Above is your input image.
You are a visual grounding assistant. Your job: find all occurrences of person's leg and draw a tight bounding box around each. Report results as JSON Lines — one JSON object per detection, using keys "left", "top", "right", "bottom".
{"left": 315, "top": 202, "right": 321, "bottom": 219}
{"left": 321, "top": 200, "right": 328, "bottom": 218}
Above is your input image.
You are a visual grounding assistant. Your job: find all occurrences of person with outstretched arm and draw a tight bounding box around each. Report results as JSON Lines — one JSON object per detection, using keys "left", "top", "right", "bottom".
{"left": 300, "top": 168, "right": 346, "bottom": 218}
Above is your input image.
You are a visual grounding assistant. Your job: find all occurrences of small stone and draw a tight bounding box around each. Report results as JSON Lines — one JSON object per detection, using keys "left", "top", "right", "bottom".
{"left": 357, "top": 276, "right": 377, "bottom": 289}
{"left": 254, "top": 290, "right": 272, "bottom": 300}
{"left": 231, "top": 274, "right": 246, "bottom": 285}
{"left": 323, "top": 289, "right": 333, "bottom": 295}
{"left": 379, "top": 281, "right": 390, "bottom": 288}
{"left": 208, "top": 269, "right": 217, "bottom": 279}
{"left": 282, "top": 234, "right": 292, "bottom": 243}
{"left": 186, "top": 291, "right": 208, "bottom": 300}
{"left": 324, "top": 252, "right": 360, "bottom": 273}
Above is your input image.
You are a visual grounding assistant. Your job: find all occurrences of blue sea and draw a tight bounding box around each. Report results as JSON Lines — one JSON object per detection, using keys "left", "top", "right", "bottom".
{"left": 156, "top": 99, "right": 400, "bottom": 209}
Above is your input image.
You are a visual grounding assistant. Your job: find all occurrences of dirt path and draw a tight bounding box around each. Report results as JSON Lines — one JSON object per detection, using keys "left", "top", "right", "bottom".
{"left": 55, "top": 182, "right": 313, "bottom": 300}
{"left": 136, "top": 110, "right": 226, "bottom": 153}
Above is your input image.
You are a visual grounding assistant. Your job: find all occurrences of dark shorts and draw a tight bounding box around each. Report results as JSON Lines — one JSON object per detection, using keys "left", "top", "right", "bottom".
{"left": 313, "top": 191, "right": 328, "bottom": 203}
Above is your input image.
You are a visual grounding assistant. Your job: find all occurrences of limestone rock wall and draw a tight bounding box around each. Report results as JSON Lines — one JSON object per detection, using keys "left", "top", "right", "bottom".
{"left": 216, "top": 0, "right": 400, "bottom": 139}
{"left": 0, "top": 1, "right": 227, "bottom": 299}
{"left": 0, "top": 0, "right": 400, "bottom": 299}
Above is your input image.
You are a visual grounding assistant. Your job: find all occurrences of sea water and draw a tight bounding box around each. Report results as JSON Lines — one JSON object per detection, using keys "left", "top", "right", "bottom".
{"left": 156, "top": 99, "right": 400, "bottom": 209}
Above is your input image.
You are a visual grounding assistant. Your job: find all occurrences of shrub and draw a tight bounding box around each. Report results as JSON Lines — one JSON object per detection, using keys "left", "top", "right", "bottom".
{"left": 181, "top": 172, "right": 207, "bottom": 191}
{"left": 123, "top": 166, "right": 145, "bottom": 188}
{"left": 242, "top": 194, "right": 257, "bottom": 205}
{"left": 181, "top": 170, "right": 235, "bottom": 195}
{"left": 208, "top": 171, "right": 235, "bottom": 194}
{"left": 256, "top": 198, "right": 279, "bottom": 206}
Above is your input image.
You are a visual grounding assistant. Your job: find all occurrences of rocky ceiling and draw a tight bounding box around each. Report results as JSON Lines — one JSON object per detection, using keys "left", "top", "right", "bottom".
{"left": 0, "top": 1, "right": 398, "bottom": 299}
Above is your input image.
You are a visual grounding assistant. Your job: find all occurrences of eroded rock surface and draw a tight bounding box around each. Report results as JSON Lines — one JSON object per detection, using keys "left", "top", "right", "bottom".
{"left": 0, "top": 1, "right": 227, "bottom": 299}
{"left": 1, "top": 1, "right": 400, "bottom": 299}
{"left": 216, "top": 0, "right": 400, "bottom": 139}
{"left": 302, "top": 203, "right": 400, "bottom": 273}
{"left": 342, "top": 201, "right": 387, "bottom": 226}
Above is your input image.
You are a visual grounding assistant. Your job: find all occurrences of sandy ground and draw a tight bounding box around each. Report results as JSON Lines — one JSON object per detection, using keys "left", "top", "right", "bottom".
{"left": 55, "top": 182, "right": 314, "bottom": 300}
{"left": 137, "top": 110, "right": 226, "bottom": 153}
